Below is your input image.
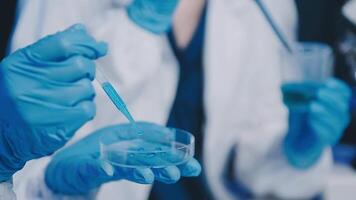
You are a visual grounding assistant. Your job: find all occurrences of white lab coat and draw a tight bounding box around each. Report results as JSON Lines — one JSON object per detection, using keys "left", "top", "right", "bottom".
{"left": 7, "top": 0, "right": 333, "bottom": 199}
{"left": 0, "top": 180, "right": 16, "bottom": 200}
{"left": 343, "top": 0, "right": 356, "bottom": 24}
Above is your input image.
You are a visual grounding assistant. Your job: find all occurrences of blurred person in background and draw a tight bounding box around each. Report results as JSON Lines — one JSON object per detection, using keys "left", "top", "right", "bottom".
{"left": 1, "top": 0, "right": 353, "bottom": 199}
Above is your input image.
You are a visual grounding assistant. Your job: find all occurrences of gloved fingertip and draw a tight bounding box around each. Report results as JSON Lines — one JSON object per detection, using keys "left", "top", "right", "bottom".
{"left": 310, "top": 102, "right": 322, "bottom": 113}
{"left": 155, "top": 166, "right": 180, "bottom": 183}
{"left": 133, "top": 168, "right": 154, "bottom": 184}
{"left": 316, "top": 89, "right": 333, "bottom": 103}
{"left": 100, "top": 161, "right": 114, "bottom": 177}
{"left": 180, "top": 159, "right": 201, "bottom": 177}
{"left": 77, "top": 101, "right": 96, "bottom": 120}
{"left": 96, "top": 42, "right": 108, "bottom": 57}
{"left": 326, "top": 78, "right": 352, "bottom": 98}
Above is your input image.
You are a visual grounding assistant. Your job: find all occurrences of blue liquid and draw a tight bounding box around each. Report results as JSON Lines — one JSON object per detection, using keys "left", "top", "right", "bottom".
{"left": 102, "top": 82, "right": 136, "bottom": 124}
{"left": 282, "top": 82, "right": 321, "bottom": 108}
{"left": 282, "top": 82, "right": 324, "bottom": 168}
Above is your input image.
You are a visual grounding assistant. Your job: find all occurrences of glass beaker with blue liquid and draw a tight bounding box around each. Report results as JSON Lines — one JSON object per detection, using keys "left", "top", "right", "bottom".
{"left": 281, "top": 42, "right": 334, "bottom": 167}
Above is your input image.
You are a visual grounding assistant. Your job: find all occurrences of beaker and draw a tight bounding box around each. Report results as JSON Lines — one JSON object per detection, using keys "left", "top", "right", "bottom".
{"left": 280, "top": 42, "right": 334, "bottom": 168}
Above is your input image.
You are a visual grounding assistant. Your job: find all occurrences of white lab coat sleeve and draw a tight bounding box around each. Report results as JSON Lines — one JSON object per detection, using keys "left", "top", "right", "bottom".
{"left": 343, "top": 0, "right": 356, "bottom": 24}
{"left": 0, "top": 179, "right": 16, "bottom": 200}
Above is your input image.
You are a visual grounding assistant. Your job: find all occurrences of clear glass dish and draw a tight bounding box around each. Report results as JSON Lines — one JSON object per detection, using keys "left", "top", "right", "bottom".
{"left": 100, "top": 122, "right": 195, "bottom": 168}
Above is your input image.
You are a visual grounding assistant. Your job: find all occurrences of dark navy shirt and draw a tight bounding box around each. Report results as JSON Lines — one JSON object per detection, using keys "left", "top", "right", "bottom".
{"left": 148, "top": 5, "right": 213, "bottom": 200}
{"left": 0, "top": 1, "right": 18, "bottom": 60}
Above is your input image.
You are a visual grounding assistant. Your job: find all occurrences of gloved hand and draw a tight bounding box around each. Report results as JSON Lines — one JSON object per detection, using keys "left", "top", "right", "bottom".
{"left": 45, "top": 122, "right": 201, "bottom": 195}
{"left": 0, "top": 24, "right": 107, "bottom": 182}
{"left": 282, "top": 78, "right": 352, "bottom": 169}
{"left": 127, "top": 0, "right": 179, "bottom": 34}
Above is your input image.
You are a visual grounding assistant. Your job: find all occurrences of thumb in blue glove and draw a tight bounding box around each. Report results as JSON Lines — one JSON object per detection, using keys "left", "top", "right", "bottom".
{"left": 45, "top": 122, "right": 201, "bottom": 195}
{"left": 127, "top": 0, "right": 179, "bottom": 34}
{"left": 0, "top": 24, "right": 107, "bottom": 182}
{"left": 282, "top": 78, "right": 352, "bottom": 169}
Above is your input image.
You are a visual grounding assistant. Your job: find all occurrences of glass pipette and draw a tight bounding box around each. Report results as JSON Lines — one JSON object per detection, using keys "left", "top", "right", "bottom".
{"left": 96, "top": 67, "right": 136, "bottom": 124}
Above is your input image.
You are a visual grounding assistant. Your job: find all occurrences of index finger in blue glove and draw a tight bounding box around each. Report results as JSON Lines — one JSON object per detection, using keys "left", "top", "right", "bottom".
{"left": 38, "top": 56, "right": 97, "bottom": 82}
{"left": 20, "top": 98, "right": 95, "bottom": 126}
{"left": 24, "top": 24, "right": 108, "bottom": 62}
{"left": 27, "top": 78, "right": 95, "bottom": 107}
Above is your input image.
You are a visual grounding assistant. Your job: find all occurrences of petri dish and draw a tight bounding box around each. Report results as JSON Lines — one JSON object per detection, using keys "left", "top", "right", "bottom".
{"left": 100, "top": 122, "right": 195, "bottom": 168}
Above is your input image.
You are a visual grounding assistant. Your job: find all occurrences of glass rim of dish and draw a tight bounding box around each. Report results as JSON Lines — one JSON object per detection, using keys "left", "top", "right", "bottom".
{"left": 99, "top": 126, "right": 195, "bottom": 154}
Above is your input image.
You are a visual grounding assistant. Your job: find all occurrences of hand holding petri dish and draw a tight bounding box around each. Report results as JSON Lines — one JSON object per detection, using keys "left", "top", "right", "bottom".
{"left": 100, "top": 122, "right": 195, "bottom": 168}
{"left": 45, "top": 122, "right": 199, "bottom": 194}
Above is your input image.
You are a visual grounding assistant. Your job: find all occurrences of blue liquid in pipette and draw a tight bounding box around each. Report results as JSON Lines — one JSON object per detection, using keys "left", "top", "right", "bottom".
{"left": 102, "top": 82, "right": 136, "bottom": 124}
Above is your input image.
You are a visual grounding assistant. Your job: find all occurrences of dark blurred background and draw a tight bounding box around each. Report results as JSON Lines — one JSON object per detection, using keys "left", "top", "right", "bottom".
{"left": 0, "top": 1, "right": 17, "bottom": 59}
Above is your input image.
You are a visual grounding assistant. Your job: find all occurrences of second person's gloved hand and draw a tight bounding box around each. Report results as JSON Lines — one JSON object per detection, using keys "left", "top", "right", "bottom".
{"left": 0, "top": 24, "right": 107, "bottom": 182}
{"left": 45, "top": 122, "right": 201, "bottom": 195}
{"left": 127, "top": 0, "right": 179, "bottom": 34}
{"left": 282, "top": 78, "right": 351, "bottom": 169}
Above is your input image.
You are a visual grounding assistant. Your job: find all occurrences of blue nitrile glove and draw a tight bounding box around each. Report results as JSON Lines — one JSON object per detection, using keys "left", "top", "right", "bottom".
{"left": 127, "top": 0, "right": 179, "bottom": 34}
{"left": 0, "top": 24, "right": 107, "bottom": 182}
{"left": 45, "top": 122, "right": 201, "bottom": 195}
{"left": 282, "top": 78, "right": 352, "bottom": 169}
